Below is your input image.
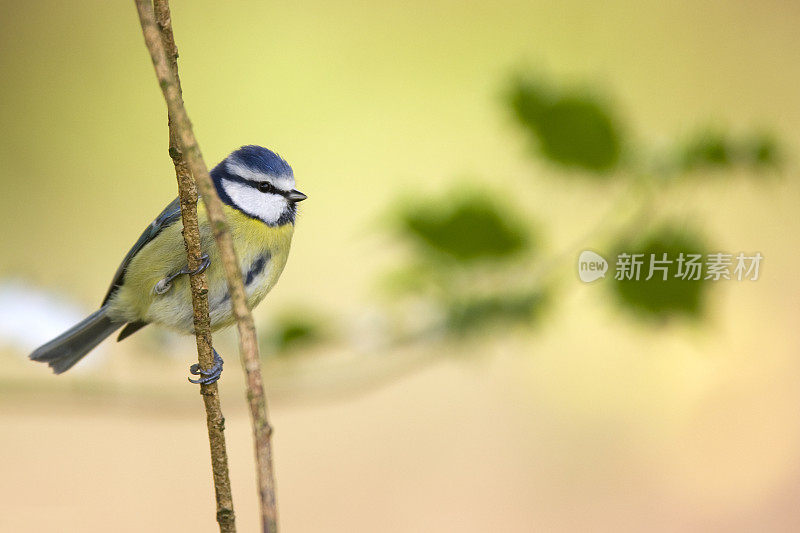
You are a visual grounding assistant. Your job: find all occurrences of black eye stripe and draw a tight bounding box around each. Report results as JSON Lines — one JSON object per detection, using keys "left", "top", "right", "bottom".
{"left": 224, "top": 174, "right": 288, "bottom": 196}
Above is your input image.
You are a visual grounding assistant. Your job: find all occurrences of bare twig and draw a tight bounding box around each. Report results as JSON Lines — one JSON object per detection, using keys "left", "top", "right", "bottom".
{"left": 151, "top": 1, "right": 236, "bottom": 531}
{"left": 135, "top": 1, "right": 279, "bottom": 532}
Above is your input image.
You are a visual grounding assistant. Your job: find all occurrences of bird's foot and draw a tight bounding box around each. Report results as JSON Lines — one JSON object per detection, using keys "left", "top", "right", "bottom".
{"left": 186, "top": 253, "right": 211, "bottom": 276}
{"left": 154, "top": 254, "right": 211, "bottom": 295}
{"left": 188, "top": 349, "right": 224, "bottom": 385}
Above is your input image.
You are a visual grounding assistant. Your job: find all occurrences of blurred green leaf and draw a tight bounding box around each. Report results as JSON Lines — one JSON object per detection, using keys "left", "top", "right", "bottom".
{"left": 679, "top": 131, "right": 732, "bottom": 171}
{"left": 400, "top": 194, "right": 531, "bottom": 262}
{"left": 262, "top": 312, "right": 326, "bottom": 355}
{"left": 744, "top": 132, "right": 781, "bottom": 168}
{"left": 610, "top": 226, "right": 709, "bottom": 320}
{"left": 678, "top": 130, "right": 782, "bottom": 172}
{"left": 508, "top": 78, "right": 622, "bottom": 173}
{"left": 445, "top": 291, "right": 547, "bottom": 335}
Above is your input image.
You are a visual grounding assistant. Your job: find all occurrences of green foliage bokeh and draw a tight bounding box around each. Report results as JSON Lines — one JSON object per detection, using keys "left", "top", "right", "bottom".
{"left": 610, "top": 227, "right": 709, "bottom": 320}
{"left": 508, "top": 79, "right": 622, "bottom": 173}
{"left": 400, "top": 194, "right": 531, "bottom": 262}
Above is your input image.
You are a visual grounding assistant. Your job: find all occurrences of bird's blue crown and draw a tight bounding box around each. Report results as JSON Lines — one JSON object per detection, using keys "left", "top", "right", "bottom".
{"left": 220, "top": 145, "right": 293, "bottom": 179}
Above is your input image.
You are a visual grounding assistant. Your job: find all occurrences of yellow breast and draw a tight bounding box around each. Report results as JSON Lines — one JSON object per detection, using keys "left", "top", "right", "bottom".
{"left": 107, "top": 202, "right": 295, "bottom": 333}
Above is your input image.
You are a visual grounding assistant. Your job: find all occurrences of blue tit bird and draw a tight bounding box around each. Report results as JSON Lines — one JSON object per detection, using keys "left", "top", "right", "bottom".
{"left": 30, "top": 145, "right": 306, "bottom": 383}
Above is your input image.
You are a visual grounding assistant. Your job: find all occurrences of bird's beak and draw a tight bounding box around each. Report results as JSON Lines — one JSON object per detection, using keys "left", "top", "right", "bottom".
{"left": 287, "top": 189, "right": 307, "bottom": 202}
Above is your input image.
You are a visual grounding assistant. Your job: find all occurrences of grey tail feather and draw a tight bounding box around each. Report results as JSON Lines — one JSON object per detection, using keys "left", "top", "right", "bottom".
{"left": 30, "top": 306, "right": 123, "bottom": 374}
{"left": 117, "top": 320, "right": 149, "bottom": 342}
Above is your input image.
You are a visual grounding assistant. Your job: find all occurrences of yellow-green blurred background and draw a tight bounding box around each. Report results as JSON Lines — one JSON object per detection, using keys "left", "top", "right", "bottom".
{"left": 1, "top": 1, "right": 799, "bottom": 531}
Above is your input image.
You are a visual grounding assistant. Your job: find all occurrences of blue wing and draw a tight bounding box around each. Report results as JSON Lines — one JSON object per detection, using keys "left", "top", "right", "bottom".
{"left": 101, "top": 197, "right": 183, "bottom": 306}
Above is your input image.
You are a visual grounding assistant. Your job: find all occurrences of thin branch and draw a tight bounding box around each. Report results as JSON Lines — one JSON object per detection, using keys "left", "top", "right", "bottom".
{"left": 151, "top": 1, "right": 236, "bottom": 531}
{"left": 134, "top": 2, "right": 279, "bottom": 531}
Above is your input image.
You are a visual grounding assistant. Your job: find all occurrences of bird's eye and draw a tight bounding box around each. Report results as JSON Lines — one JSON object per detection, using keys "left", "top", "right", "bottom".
{"left": 257, "top": 182, "right": 276, "bottom": 193}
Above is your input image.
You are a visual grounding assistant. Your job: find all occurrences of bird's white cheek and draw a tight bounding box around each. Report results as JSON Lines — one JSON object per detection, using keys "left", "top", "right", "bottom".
{"left": 221, "top": 180, "right": 287, "bottom": 224}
